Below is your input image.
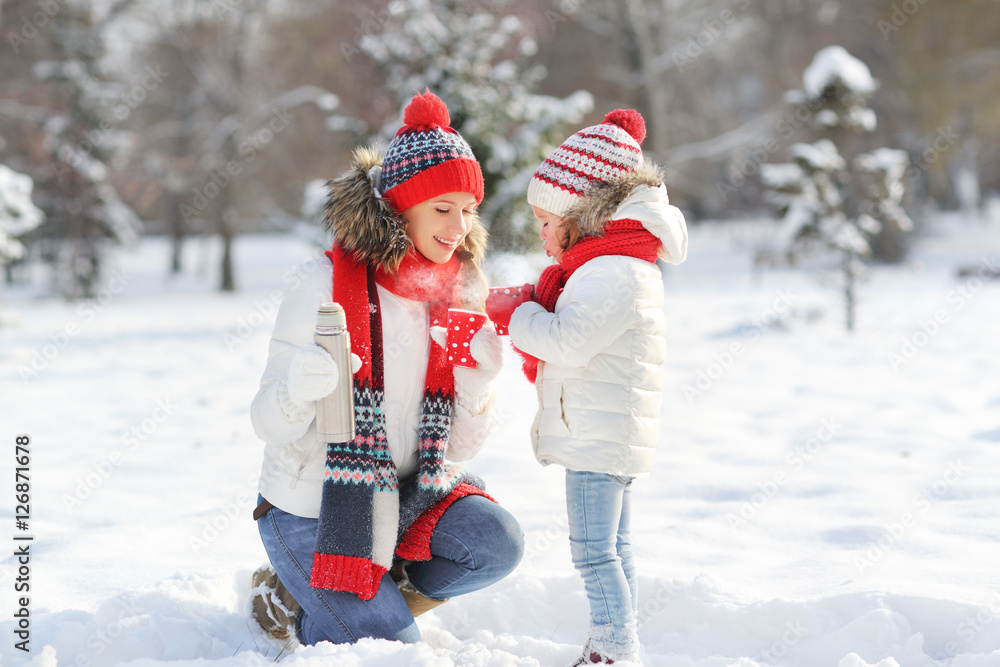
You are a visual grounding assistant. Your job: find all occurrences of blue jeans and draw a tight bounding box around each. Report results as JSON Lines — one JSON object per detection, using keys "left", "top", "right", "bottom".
{"left": 257, "top": 494, "right": 524, "bottom": 645}
{"left": 565, "top": 470, "right": 637, "bottom": 648}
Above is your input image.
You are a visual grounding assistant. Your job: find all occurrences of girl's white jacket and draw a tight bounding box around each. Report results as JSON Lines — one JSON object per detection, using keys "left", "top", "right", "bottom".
{"left": 508, "top": 184, "right": 688, "bottom": 477}
{"left": 251, "top": 257, "right": 497, "bottom": 519}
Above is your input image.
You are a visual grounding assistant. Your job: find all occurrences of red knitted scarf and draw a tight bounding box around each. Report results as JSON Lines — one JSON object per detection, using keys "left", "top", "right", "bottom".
{"left": 311, "top": 244, "right": 491, "bottom": 600}
{"left": 517, "top": 219, "right": 661, "bottom": 382}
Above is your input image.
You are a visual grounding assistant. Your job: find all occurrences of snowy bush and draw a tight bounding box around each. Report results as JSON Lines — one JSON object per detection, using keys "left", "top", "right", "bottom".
{"left": 18, "top": 4, "right": 143, "bottom": 299}
{"left": 761, "top": 47, "right": 912, "bottom": 331}
{"left": 353, "top": 0, "right": 594, "bottom": 251}
{"left": 0, "top": 163, "right": 44, "bottom": 264}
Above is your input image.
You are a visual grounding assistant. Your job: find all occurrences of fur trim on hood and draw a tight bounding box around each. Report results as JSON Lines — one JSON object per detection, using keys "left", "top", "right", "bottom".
{"left": 322, "top": 145, "right": 488, "bottom": 275}
{"left": 562, "top": 159, "right": 688, "bottom": 265}
{"left": 563, "top": 159, "right": 665, "bottom": 237}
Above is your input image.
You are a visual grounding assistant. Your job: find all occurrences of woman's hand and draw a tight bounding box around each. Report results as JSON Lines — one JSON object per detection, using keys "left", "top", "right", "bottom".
{"left": 431, "top": 325, "right": 504, "bottom": 414}
{"left": 279, "top": 345, "right": 363, "bottom": 421}
{"left": 287, "top": 344, "right": 341, "bottom": 406}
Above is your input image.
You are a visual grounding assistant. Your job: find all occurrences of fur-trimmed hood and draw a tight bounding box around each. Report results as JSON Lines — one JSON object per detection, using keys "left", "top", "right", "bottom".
{"left": 322, "top": 145, "right": 489, "bottom": 274}
{"left": 562, "top": 160, "right": 688, "bottom": 265}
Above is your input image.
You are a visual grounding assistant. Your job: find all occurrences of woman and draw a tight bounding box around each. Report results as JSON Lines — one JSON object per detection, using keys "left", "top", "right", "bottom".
{"left": 249, "top": 91, "right": 523, "bottom": 645}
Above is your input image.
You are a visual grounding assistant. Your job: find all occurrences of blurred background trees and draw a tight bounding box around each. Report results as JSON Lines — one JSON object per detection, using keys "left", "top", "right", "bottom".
{"left": 1, "top": 0, "right": 996, "bottom": 298}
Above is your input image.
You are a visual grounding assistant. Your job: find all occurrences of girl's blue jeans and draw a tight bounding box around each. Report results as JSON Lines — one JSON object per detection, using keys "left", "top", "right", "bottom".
{"left": 257, "top": 493, "right": 524, "bottom": 645}
{"left": 565, "top": 469, "right": 637, "bottom": 645}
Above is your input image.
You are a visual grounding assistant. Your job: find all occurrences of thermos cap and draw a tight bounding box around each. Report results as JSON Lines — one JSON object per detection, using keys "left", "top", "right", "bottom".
{"left": 317, "top": 302, "right": 347, "bottom": 328}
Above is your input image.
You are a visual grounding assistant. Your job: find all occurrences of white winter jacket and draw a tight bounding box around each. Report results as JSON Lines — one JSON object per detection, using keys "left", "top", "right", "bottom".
{"left": 508, "top": 182, "right": 687, "bottom": 477}
{"left": 251, "top": 256, "right": 498, "bottom": 518}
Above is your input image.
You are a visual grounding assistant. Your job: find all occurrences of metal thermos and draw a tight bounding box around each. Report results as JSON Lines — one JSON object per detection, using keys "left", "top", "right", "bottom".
{"left": 313, "top": 302, "right": 356, "bottom": 443}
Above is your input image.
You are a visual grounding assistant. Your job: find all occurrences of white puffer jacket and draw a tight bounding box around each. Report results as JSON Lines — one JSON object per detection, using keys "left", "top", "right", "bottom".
{"left": 508, "top": 181, "right": 687, "bottom": 477}
{"left": 251, "top": 257, "right": 497, "bottom": 519}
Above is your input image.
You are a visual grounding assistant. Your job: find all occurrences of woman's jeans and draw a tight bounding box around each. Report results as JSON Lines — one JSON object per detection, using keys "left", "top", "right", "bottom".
{"left": 257, "top": 494, "right": 524, "bottom": 645}
{"left": 565, "top": 469, "right": 637, "bottom": 649}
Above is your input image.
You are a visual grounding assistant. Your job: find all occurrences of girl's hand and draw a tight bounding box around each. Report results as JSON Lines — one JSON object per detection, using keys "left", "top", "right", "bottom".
{"left": 485, "top": 283, "right": 534, "bottom": 331}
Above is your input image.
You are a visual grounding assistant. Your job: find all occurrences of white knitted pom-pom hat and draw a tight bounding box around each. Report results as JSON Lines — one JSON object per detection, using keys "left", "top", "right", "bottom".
{"left": 526, "top": 109, "right": 647, "bottom": 217}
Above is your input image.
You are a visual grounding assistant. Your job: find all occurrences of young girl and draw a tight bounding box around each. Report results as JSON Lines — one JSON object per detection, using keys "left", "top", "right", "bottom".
{"left": 486, "top": 110, "right": 688, "bottom": 665}
{"left": 249, "top": 90, "right": 523, "bottom": 646}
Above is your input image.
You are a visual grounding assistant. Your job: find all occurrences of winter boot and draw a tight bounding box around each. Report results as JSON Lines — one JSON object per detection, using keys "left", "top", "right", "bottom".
{"left": 570, "top": 621, "right": 642, "bottom": 666}
{"left": 570, "top": 640, "right": 617, "bottom": 665}
{"left": 249, "top": 564, "right": 301, "bottom": 640}
{"left": 391, "top": 560, "right": 449, "bottom": 618}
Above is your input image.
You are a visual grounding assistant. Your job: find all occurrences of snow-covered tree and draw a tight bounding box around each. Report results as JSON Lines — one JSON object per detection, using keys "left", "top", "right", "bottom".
{"left": 854, "top": 147, "right": 912, "bottom": 263}
{"left": 761, "top": 46, "right": 912, "bottom": 332}
{"left": 354, "top": 0, "right": 593, "bottom": 251}
{"left": 131, "top": 0, "right": 349, "bottom": 290}
{"left": 0, "top": 162, "right": 44, "bottom": 266}
{"left": 18, "top": 1, "right": 143, "bottom": 299}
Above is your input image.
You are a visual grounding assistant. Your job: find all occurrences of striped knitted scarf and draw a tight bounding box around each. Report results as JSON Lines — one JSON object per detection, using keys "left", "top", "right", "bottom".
{"left": 517, "top": 219, "right": 661, "bottom": 383}
{"left": 311, "top": 244, "right": 491, "bottom": 600}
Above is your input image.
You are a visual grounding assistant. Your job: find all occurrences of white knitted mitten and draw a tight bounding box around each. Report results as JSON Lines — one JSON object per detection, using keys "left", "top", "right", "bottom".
{"left": 430, "top": 325, "right": 503, "bottom": 414}
{"left": 279, "top": 344, "right": 361, "bottom": 422}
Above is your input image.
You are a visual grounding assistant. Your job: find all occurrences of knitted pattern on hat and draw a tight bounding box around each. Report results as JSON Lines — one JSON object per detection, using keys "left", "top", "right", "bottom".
{"left": 381, "top": 90, "right": 484, "bottom": 213}
{"left": 527, "top": 109, "right": 646, "bottom": 218}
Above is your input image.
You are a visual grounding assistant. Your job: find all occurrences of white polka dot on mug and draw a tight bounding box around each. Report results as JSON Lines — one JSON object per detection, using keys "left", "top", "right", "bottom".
{"left": 446, "top": 308, "right": 488, "bottom": 368}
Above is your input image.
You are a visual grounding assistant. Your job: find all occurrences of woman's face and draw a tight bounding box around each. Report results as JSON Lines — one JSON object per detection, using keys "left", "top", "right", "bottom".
{"left": 402, "top": 192, "right": 478, "bottom": 264}
{"left": 533, "top": 205, "right": 568, "bottom": 262}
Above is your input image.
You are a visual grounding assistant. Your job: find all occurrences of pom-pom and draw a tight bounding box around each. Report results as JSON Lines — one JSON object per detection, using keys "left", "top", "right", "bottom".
{"left": 603, "top": 109, "right": 646, "bottom": 144}
{"left": 403, "top": 89, "right": 450, "bottom": 128}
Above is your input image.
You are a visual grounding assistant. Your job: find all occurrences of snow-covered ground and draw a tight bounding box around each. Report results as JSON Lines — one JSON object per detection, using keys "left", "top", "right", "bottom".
{"left": 1, "top": 214, "right": 999, "bottom": 667}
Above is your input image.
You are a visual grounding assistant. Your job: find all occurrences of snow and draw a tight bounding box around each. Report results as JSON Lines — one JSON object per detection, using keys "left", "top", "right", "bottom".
{"left": 2, "top": 217, "right": 1000, "bottom": 666}
{"left": 855, "top": 149, "right": 909, "bottom": 182}
{"left": 789, "top": 140, "right": 845, "bottom": 173}
{"left": 802, "top": 46, "right": 878, "bottom": 99}
{"left": 300, "top": 179, "right": 328, "bottom": 220}
{"left": 760, "top": 163, "right": 804, "bottom": 191}
{"left": 0, "top": 164, "right": 44, "bottom": 262}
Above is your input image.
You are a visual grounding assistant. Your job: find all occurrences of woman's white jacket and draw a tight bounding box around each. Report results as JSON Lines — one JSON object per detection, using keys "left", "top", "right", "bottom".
{"left": 251, "top": 257, "right": 497, "bottom": 519}
{"left": 509, "top": 182, "right": 687, "bottom": 477}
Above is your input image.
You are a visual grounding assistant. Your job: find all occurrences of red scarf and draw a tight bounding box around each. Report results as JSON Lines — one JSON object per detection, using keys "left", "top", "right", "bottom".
{"left": 311, "top": 244, "right": 491, "bottom": 600}
{"left": 517, "top": 219, "right": 661, "bottom": 382}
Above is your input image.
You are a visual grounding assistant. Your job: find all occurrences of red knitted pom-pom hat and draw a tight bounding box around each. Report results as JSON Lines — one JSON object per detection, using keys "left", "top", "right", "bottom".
{"left": 380, "top": 90, "right": 484, "bottom": 213}
{"left": 527, "top": 108, "right": 647, "bottom": 218}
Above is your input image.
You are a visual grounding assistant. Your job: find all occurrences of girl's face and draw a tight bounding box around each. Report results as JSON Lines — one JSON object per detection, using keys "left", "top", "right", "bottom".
{"left": 533, "top": 205, "right": 568, "bottom": 262}
{"left": 402, "top": 192, "right": 478, "bottom": 264}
